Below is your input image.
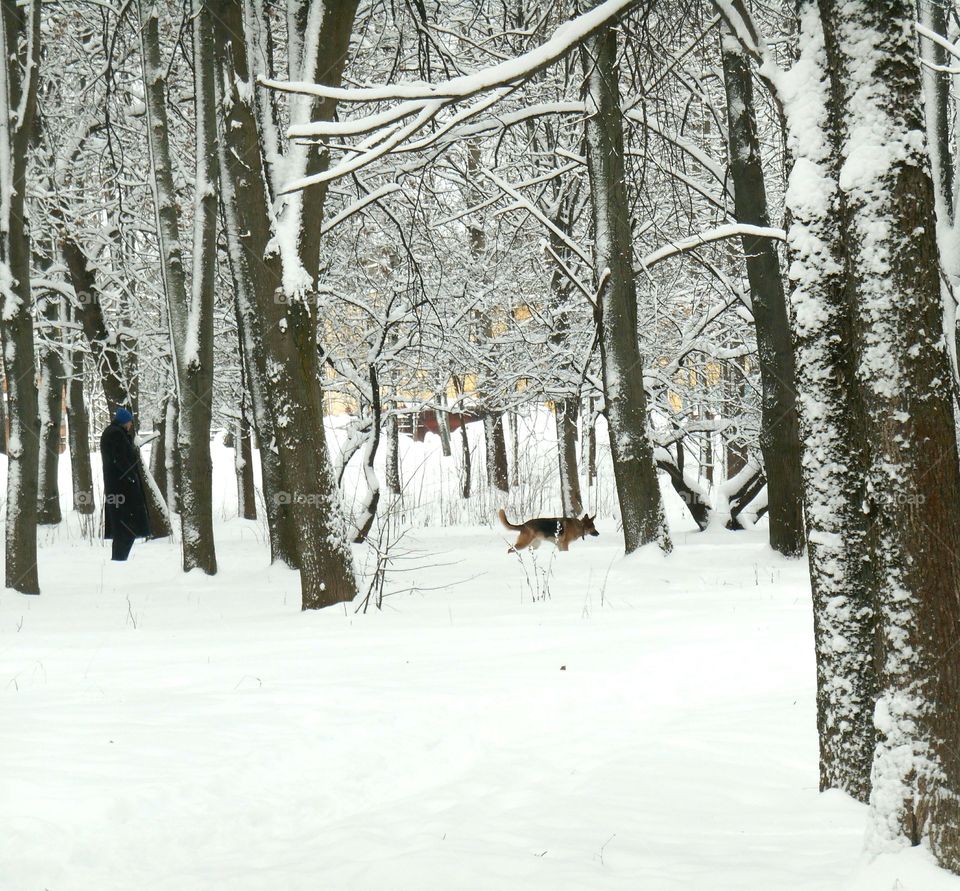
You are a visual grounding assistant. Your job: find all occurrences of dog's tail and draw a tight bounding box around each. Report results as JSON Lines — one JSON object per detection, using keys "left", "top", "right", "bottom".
{"left": 498, "top": 508, "right": 522, "bottom": 531}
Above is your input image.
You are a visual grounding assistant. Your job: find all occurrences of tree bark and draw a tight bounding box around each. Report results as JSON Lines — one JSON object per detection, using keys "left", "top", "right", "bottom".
{"left": 149, "top": 394, "right": 168, "bottom": 502}
{"left": 779, "top": 0, "right": 877, "bottom": 803}
{"left": 354, "top": 366, "right": 382, "bottom": 543}
{"left": 583, "top": 396, "right": 597, "bottom": 495}
{"left": 818, "top": 0, "right": 960, "bottom": 866}
{"left": 163, "top": 395, "right": 180, "bottom": 515}
{"left": 214, "top": 0, "right": 358, "bottom": 608}
{"left": 484, "top": 412, "right": 509, "bottom": 494}
{"left": 63, "top": 319, "right": 94, "bottom": 516}
{"left": 36, "top": 290, "right": 64, "bottom": 525}
{"left": 385, "top": 406, "right": 401, "bottom": 496}
{"left": 235, "top": 350, "right": 257, "bottom": 521}
{"left": 555, "top": 398, "right": 583, "bottom": 517}
{"left": 436, "top": 390, "right": 452, "bottom": 457}
{"left": 581, "top": 21, "right": 670, "bottom": 554}
{"left": 139, "top": 0, "right": 218, "bottom": 574}
{"left": 509, "top": 410, "right": 519, "bottom": 488}
{"left": 0, "top": 0, "right": 41, "bottom": 593}
{"left": 235, "top": 413, "right": 257, "bottom": 521}
{"left": 917, "top": 0, "right": 960, "bottom": 397}
{"left": 720, "top": 29, "right": 805, "bottom": 557}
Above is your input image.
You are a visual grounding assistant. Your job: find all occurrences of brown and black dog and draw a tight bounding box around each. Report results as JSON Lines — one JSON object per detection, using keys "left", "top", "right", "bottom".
{"left": 498, "top": 509, "right": 599, "bottom": 553}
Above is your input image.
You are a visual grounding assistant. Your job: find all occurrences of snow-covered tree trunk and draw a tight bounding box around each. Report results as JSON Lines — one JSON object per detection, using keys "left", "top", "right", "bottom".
{"left": 235, "top": 416, "right": 257, "bottom": 522}
{"left": 216, "top": 0, "right": 358, "bottom": 608}
{"left": 214, "top": 1, "right": 300, "bottom": 568}
{"left": 720, "top": 27, "right": 805, "bottom": 558}
{"left": 0, "top": 366, "right": 7, "bottom": 456}
{"left": 385, "top": 407, "right": 400, "bottom": 497}
{"left": 509, "top": 410, "right": 519, "bottom": 488}
{"left": 64, "top": 327, "right": 94, "bottom": 516}
{"left": 455, "top": 381, "right": 472, "bottom": 500}
{"left": 263, "top": 0, "right": 359, "bottom": 609}
{"left": 149, "top": 394, "right": 168, "bottom": 502}
{"left": 0, "top": 0, "right": 41, "bottom": 593}
{"left": 162, "top": 395, "right": 180, "bottom": 516}
{"left": 138, "top": 0, "right": 217, "bottom": 574}
{"left": 36, "top": 290, "right": 63, "bottom": 525}
{"left": 235, "top": 358, "right": 257, "bottom": 522}
{"left": 917, "top": 0, "right": 960, "bottom": 396}
{"left": 581, "top": 21, "right": 670, "bottom": 555}
{"left": 777, "top": 0, "right": 877, "bottom": 803}
{"left": 355, "top": 366, "right": 382, "bottom": 543}
{"left": 436, "top": 391, "right": 452, "bottom": 458}
{"left": 818, "top": 0, "right": 960, "bottom": 866}
{"left": 555, "top": 398, "right": 583, "bottom": 517}
{"left": 583, "top": 396, "right": 597, "bottom": 497}
{"left": 483, "top": 412, "right": 509, "bottom": 495}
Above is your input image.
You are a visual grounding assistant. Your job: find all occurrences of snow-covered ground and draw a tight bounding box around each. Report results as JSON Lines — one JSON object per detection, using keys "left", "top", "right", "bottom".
{"left": 1, "top": 421, "right": 959, "bottom": 890}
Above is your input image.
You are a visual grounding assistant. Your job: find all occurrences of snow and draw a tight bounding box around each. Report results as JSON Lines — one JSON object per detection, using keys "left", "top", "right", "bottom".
{"left": 1, "top": 424, "right": 960, "bottom": 889}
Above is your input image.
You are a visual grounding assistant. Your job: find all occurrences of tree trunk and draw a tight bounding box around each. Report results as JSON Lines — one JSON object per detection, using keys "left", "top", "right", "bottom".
{"left": 918, "top": 0, "right": 960, "bottom": 396}
{"left": 581, "top": 21, "right": 670, "bottom": 554}
{"left": 36, "top": 290, "right": 63, "bottom": 525}
{"left": 509, "top": 410, "right": 519, "bottom": 487}
{"left": 779, "top": 0, "right": 877, "bottom": 803}
{"left": 583, "top": 396, "right": 597, "bottom": 495}
{"left": 163, "top": 395, "right": 180, "bottom": 515}
{"left": 0, "top": 364, "right": 7, "bottom": 456}
{"left": 720, "top": 29, "right": 805, "bottom": 557}
{"left": 385, "top": 405, "right": 401, "bottom": 496}
{"left": 436, "top": 390, "right": 452, "bottom": 457}
{"left": 214, "top": 0, "right": 358, "bottom": 609}
{"left": 484, "top": 412, "right": 509, "bottom": 494}
{"left": 214, "top": 4, "right": 294, "bottom": 566}
{"left": 149, "top": 394, "right": 168, "bottom": 501}
{"left": 354, "top": 367, "right": 382, "bottom": 543}
{"left": 818, "top": 0, "right": 960, "bottom": 866}
{"left": 457, "top": 390, "right": 472, "bottom": 500}
{"left": 64, "top": 331, "right": 94, "bottom": 515}
{"left": 235, "top": 409, "right": 257, "bottom": 521}
{"left": 0, "top": 0, "right": 41, "bottom": 593}
{"left": 139, "top": 0, "right": 217, "bottom": 574}
{"left": 555, "top": 398, "right": 583, "bottom": 517}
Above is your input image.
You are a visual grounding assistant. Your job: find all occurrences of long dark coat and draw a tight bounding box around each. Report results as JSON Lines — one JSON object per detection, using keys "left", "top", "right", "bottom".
{"left": 101, "top": 422, "right": 151, "bottom": 540}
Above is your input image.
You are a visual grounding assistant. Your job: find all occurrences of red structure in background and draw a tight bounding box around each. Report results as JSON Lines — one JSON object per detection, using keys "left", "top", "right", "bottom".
{"left": 407, "top": 408, "right": 483, "bottom": 442}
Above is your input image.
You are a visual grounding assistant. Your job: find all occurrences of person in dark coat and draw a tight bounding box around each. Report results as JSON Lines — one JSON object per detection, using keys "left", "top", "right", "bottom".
{"left": 101, "top": 408, "right": 151, "bottom": 561}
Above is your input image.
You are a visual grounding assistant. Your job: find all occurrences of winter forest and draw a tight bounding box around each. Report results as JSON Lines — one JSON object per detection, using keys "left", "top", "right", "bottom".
{"left": 5, "top": 0, "right": 960, "bottom": 887}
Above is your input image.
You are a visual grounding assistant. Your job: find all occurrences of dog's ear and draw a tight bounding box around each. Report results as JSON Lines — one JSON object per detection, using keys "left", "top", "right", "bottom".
{"left": 582, "top": 513, "right": 589, "bottom": 520}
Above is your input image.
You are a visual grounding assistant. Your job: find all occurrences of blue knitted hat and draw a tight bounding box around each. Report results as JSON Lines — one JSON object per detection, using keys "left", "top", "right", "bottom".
{"left": 114, "top": 408, "right": 133, "bottom": 425}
